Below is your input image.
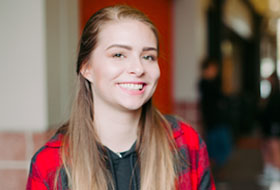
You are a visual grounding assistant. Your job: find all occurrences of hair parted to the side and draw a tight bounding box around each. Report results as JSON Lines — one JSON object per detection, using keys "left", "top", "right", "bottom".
{"left": 57, "top": 5, "right": 180, "bottom": 190}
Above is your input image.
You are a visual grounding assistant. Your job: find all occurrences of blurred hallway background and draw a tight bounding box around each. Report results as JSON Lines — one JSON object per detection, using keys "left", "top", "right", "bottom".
{"left": 0, "top": 0, "right": 280, "bottom": 189}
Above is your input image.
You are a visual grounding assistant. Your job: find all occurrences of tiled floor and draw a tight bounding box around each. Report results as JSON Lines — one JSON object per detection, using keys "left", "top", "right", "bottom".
{"left": 215, "top": 137, "right": 266, "bottom": 190}
{"left": 216, "top": 148, "right": 263, "bottom": 190}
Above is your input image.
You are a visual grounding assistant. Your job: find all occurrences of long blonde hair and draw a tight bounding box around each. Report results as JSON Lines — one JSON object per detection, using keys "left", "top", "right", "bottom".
{"left": 57, "top": 5, "right": 180, "bottom": 190}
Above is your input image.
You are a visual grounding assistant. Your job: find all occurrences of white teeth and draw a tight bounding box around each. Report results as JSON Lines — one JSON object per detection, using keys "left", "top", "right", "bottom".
{"left": 119, "top": 83, "right": 143, "bottom": 90}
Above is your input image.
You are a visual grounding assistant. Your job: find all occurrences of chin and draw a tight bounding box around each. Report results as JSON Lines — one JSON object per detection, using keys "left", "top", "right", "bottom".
{"left": 119, "top": 101, "right": 145, "bottom": 111}
{"left": 116, "top": 96, "right": 152, "bottom": 111}
{"left": 123, "top": 105, "right": 143, "bottom": 111}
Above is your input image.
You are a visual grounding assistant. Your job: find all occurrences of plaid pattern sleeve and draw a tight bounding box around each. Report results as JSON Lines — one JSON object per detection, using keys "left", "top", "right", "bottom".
{"left": 26, "top": 134, "right": 65, "bottom": 190}
{"left": 166, "top": 115, "right": 216, "bottom": 190}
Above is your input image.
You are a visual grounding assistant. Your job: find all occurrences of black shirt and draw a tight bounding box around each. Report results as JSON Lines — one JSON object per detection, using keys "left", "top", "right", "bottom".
{"left": 105, "top": 142, "right": 140, "bottom": 190}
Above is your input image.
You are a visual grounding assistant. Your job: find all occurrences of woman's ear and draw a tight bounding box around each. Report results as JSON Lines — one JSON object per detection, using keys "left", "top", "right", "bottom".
{"left": 80, "top": 62, "right": 94, "bottom": 83}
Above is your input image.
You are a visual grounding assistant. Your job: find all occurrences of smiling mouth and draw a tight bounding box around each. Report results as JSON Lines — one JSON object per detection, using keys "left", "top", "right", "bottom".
{"left": 118, "top": 83, "right": 145, "bottom": 91}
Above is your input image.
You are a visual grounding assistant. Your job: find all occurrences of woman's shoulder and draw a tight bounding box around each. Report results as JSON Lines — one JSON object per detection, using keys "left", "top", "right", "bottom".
{"left": 165, "top": 115, "right": 202, "bottom": 149}
{"left": 29, "top": 133, "right": 63, "bottom": 172}
{"left": 27, "top": 133, "right": 64, "bottom": 189}
{"left": 165, "top": 115, "right": 214, "bottom": 190}
{"left": 164, "top": 115, "right": 200, "bottom": 138}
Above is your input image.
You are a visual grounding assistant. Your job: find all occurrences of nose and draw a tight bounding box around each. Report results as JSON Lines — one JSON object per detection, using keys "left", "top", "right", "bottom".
{"left": 127, "top": 57, "right": 144, "bottom": 76}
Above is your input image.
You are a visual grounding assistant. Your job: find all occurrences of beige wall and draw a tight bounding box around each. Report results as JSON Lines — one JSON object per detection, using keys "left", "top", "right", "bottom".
{"left": 46, "top": 0, "right": 79, "bottom": 128}
{"left": 0, "top": 0, "right": 47, "bottom": 131}
{"left": 0, "top": 0, "right": 79, "bottom": 131}
{"left": 173, "top": 0, "right": 209, "bottom": 102}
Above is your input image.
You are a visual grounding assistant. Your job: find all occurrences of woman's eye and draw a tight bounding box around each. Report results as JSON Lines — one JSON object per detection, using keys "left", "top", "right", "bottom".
{"left": 113, "top": 53, "right": 124, "bottom": 58}
{"left": 143, "top": 55, "right": 156, "bottom": 61}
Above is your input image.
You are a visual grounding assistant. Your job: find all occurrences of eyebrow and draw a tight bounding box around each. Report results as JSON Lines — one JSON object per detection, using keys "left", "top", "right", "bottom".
{"left": 143, "top": 47, "right": 158, "bottom": 52}
{"left": 106, "top": 44, "right": 158, "bottom": 52}
{"left": 106, "top": 44, "right": 132, "bottom": 50}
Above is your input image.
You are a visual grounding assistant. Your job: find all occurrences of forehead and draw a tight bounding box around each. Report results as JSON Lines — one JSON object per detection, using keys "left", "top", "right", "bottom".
{"left": 97, "top": 19, "right": 157, "bottom": 48}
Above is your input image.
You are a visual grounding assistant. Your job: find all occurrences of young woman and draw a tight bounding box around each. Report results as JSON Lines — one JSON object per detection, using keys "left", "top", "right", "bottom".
{"left": 26, "top": 5, "right": 215, "bottom": 190}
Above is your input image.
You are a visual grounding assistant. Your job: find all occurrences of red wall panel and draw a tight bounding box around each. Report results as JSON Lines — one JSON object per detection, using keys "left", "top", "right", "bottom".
{"left": 79, "top": 0, "right": 173, "bottom": 113}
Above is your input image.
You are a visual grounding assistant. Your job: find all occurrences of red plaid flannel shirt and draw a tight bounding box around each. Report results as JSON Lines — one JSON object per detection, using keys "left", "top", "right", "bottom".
{"left": 26, "top": 116, "right": 215, "bottom": 190}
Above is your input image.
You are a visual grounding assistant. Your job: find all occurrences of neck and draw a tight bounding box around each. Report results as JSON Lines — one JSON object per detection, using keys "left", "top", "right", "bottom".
{"left": 93, "top": 104, "right": 141, "bottom": 153}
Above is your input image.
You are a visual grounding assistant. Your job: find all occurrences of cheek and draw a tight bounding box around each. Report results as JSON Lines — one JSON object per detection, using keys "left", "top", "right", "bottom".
{"left": 92, "top": 63, "right": 124, "bottom": 85}
{"left": 151, "top": 64, "right": 161, "bottom": 83}
{"left": 90, "top": 66, "right": 103, "bottom": 85}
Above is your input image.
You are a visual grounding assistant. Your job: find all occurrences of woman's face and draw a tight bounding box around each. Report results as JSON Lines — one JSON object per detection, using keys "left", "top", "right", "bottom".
{"left": 83, "top": 19, "right": 160, "bottom": 112}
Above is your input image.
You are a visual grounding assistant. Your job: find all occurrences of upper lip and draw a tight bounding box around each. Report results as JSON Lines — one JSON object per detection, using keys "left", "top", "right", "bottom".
{"left": 117, "top": 81, "right": 146, "bottom": 84}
